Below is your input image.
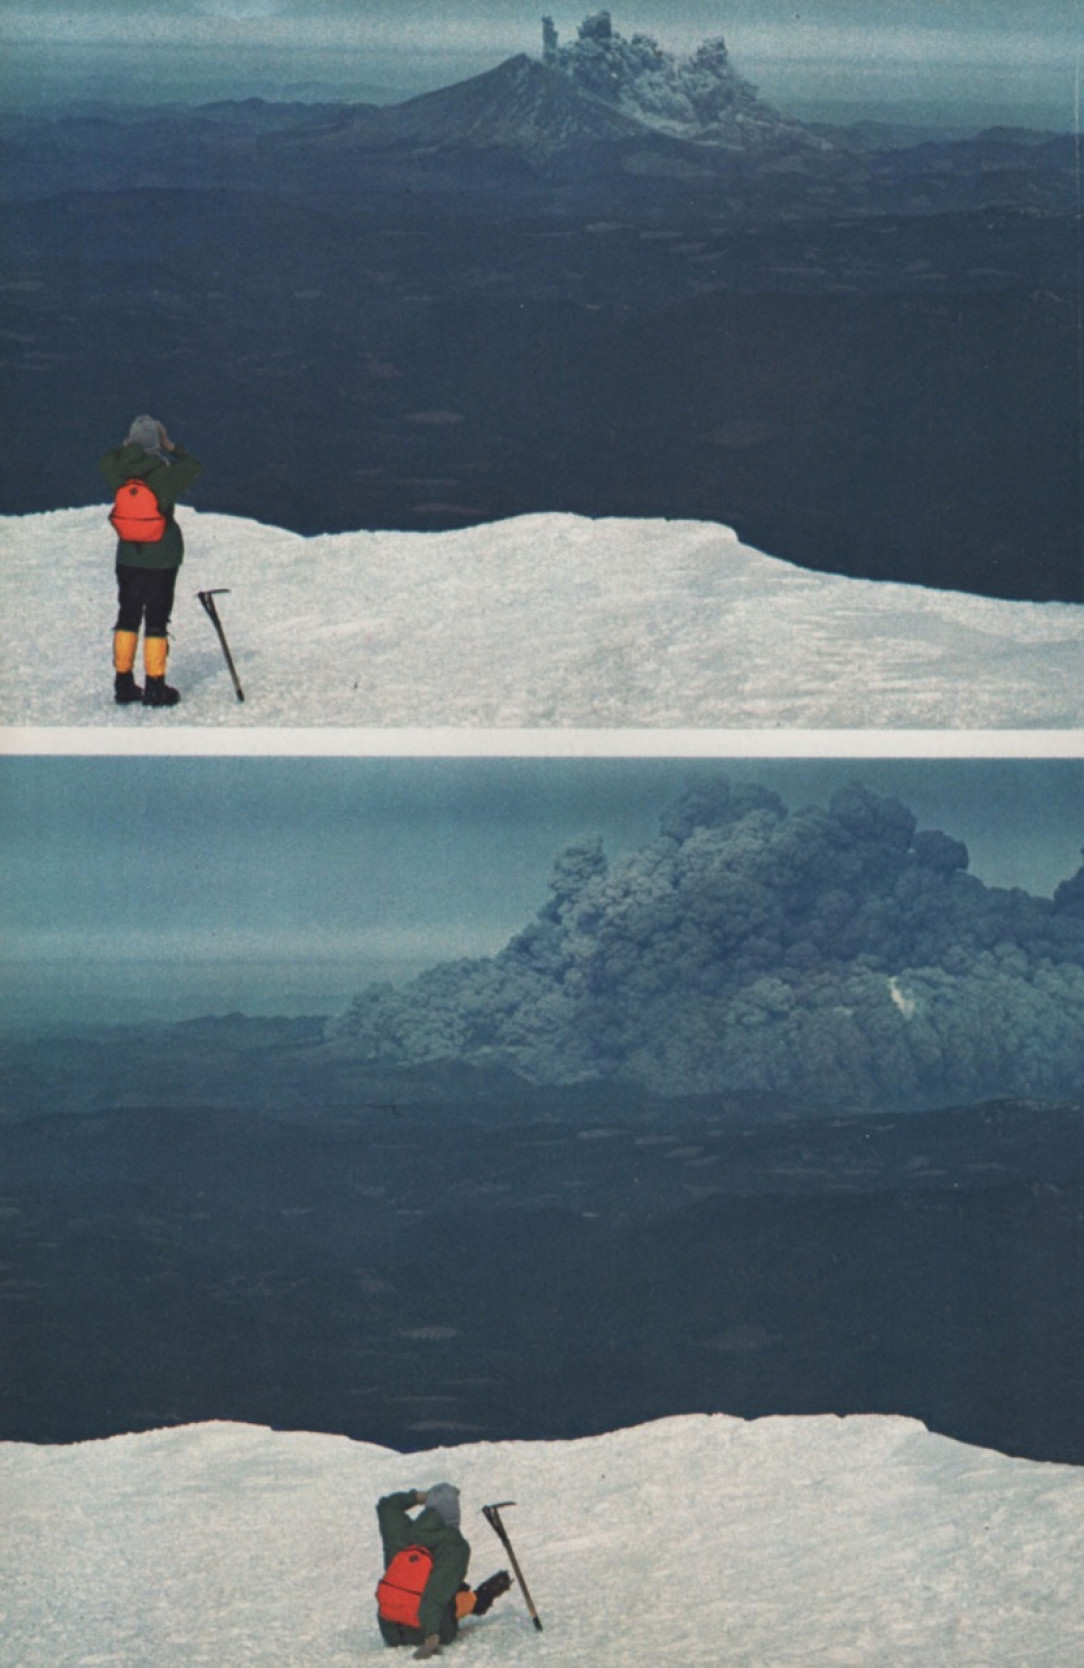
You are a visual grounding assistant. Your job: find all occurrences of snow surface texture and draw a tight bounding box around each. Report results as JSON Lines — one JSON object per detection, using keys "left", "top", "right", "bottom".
{"left": 3, "top": 1413, "right": 1083, "bottom": 1667}
{"left": 2, "top": 507, "right": 1080, "bottom": 728}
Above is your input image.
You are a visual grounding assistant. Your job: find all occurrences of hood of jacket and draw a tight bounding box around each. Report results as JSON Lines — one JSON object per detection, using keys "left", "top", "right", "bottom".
{"left": 115, "top": 441, "right": 171, "bottom": 476}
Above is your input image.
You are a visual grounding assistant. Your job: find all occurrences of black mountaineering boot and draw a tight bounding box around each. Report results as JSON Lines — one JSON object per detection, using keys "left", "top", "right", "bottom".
{"left": 114, "top": 670, "right": 143, "bottom": 704}
{"left": 143, "top": 675, "right": 181, "bottom": 708}
{"left": 472, "top": 1571, "right": 512, "bottom": 1616}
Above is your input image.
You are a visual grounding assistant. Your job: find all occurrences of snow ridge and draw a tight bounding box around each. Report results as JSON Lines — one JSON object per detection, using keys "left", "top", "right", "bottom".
{"left": 1, "top": 507, "right": 1080, "bottom": 729}
{"left": 3, "top": 1412, "right": 1082, "bottom": 1666}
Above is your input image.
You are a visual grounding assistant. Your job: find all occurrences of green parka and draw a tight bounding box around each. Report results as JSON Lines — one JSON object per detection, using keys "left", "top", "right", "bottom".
{"left": 99, "top": 440, "right": 203, "bottom": 570}
{"left": 377, "top": 1490, "right": 470, "bottom": 1646}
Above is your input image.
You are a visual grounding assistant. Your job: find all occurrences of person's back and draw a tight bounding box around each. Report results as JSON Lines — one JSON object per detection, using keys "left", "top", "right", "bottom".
{"left": 99, "top": 415, "right": 202, "bottom": 707}
{"left": 376, "top": 1486, "right": 469, "bottom": 1658}
{"left": 375, "top": 1484, "right": 510, "bottom": 1659}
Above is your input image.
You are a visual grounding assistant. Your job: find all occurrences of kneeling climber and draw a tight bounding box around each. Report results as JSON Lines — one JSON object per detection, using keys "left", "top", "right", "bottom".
{"left": 376, "top": 1484, "right": 511, "bottom": 1660}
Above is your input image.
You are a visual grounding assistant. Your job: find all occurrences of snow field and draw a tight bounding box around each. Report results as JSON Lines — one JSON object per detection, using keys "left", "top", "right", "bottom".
{"left": 2, "top": 507, "right": 1081, "bottom": 727}
{"left": 2, "top": 1412, "right": 1083, "bottom": 1666}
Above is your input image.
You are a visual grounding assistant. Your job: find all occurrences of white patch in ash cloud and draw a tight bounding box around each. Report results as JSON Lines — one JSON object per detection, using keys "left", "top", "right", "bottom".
{"left": 888, "top": 976, "right": 918, "bottom": 1020}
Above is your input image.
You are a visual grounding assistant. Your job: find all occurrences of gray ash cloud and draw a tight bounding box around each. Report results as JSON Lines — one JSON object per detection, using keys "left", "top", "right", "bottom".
{"left": 329, "top": 779, "right": 1084, "bottom": 1109}
{"left": 542, "top": 10, "right": 807, "bottom": 146}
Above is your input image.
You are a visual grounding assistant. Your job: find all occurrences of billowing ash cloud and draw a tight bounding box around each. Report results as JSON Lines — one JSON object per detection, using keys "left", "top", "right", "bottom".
{"left": 541, "top": 11, "right": 798, "bottom": 145}
{"left": 329, "top": 780, "right": 1084, "bottom": 1110}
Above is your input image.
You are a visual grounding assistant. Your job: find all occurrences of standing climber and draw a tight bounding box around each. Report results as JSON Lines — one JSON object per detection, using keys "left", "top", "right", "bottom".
{"left": 99, "top": 415, "right": 203, "bottom": 707}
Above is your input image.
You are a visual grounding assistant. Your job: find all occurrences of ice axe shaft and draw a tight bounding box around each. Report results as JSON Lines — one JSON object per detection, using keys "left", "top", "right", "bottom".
{"left": 197, "top": 589, "right": 245, "bottom": 702}
{"left": 482, "top": 1503, "right": 543, "bottom": 1632}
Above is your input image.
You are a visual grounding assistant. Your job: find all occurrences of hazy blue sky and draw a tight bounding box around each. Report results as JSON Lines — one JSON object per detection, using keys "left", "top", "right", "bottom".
{"left": 3, "top": 755, "right": 1080, "bottom": 973}
{"left": 0, "top": 1, "right": 1077, "bottom": 123}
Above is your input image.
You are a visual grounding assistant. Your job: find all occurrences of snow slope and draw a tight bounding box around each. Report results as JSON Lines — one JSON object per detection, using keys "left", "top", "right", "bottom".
{"left": 3, "top": 1413, "right": 1082, "bottom": 1667}
{"left": 2, "top": 507, "right": 1080, "bottom": 728}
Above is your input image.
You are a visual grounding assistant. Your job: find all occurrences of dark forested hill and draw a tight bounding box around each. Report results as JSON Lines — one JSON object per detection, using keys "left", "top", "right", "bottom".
{"left": 1, "top": 1097, "right": 1080, "bottom": 1462}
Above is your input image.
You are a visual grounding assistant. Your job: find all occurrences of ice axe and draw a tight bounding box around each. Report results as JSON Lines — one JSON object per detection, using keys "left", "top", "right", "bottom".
{"left": 197, "top": 589, "right": 245, "bottom": 702}
{"left": 482, "top": 1502, "right": 543, "bottom": 1632}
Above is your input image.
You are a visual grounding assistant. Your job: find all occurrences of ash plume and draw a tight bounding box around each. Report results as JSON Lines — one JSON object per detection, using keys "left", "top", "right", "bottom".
{"left": 542, "top": 10, "right": 804, "bottom": 146}
{"left": 330, "top": 779, "right": 1084, "bottom": 1110}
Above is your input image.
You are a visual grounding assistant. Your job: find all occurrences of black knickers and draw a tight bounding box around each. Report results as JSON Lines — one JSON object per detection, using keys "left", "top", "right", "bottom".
{"left": 114, "top": 564, "right": 179, "bottom": 637}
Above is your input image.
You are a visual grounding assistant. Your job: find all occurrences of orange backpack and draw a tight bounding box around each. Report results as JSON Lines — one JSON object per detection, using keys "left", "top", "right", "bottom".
{"left": 109, "top": 479, "right": 167, "bottom": 543}
{"left": 376, "top": 1545, "right": 433, "bottom": 1628}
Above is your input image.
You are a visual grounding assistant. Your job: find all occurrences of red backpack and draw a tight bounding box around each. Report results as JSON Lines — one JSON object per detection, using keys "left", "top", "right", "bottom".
{"left": 109, "top": 478, "right": 166, "bottom": 543}
{"left": 376, "top": 1545, "right": 434, "bottom": 1628}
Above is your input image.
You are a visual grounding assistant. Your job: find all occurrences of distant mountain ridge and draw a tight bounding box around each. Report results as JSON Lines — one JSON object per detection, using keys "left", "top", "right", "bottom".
{"left": 272, "top": 11, "right": 822, "bottom": 169}
{"left": 0, "top": 16, "right": 1078, "bottom": 607}
{"left": 0, "top": 16, "right": 1074, "bottom": 215}
{"left": 293, "top": 53, "right": 650, "bottom": 156}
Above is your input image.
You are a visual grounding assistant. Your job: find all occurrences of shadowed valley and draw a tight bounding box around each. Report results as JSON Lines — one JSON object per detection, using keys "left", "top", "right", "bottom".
{"left": 0, "top": 1088, "right": 1080, "bottom": 1464}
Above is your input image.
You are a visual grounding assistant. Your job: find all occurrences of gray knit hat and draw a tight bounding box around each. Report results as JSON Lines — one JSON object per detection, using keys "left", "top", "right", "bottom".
{"left": 425, "top": 1483, "right": 461, "bottom": 1527}
{"left": 126, "top": 414, "right": 161, "bottom": 451}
